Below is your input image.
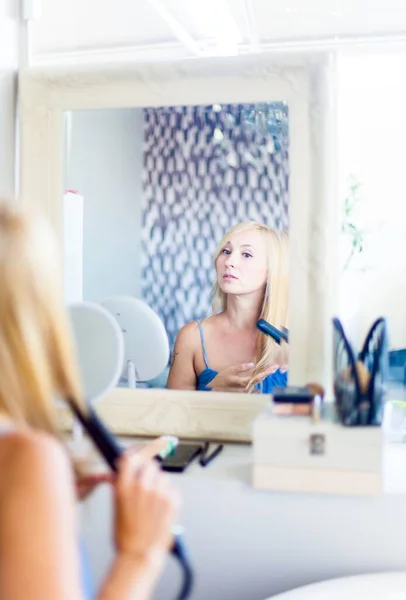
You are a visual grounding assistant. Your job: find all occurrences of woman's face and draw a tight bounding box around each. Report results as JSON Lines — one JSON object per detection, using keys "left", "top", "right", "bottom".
{"left": 216, "top": 229, "right": 268, "bottom": 296}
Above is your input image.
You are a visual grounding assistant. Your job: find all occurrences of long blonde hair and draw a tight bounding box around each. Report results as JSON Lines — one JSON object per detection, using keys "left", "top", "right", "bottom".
{"left": 0, "top": 203, "right": 84, "bottom": 437}
{"left": 212, "top": 221, "right": 289, "bottom": 378}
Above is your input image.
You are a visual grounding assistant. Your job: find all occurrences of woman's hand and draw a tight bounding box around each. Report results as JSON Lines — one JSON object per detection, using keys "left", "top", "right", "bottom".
{"left": 75, "top": 437, "right": 173, "bottom": 502}
{"left": 113, "top": 451, "right": 180, "bottom": 570}
{"left": 209, "top": 362, "right": 279, "bottom": 393}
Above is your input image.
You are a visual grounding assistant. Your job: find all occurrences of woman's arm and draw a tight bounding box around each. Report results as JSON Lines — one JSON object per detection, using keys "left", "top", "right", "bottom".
{"left": 166, "top": 322, "right": 198, "bottom": 390}
{"left": 0, "top": 433, "right": 172, "bottom": 600}
{"left": 0, "top": 431, "right": 85, "bottom": 600}
{"left": 97, "top": 553, "right": 162, "bottom": 600}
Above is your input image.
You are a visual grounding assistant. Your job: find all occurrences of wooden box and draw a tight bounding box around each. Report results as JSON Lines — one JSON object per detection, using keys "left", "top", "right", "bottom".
{"left": 252, "top": 405, "right": 382, "bottom": 495}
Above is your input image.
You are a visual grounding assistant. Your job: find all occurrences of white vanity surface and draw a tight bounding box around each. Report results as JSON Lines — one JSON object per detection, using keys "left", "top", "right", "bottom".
{"left": 79, "top": 438, "right": 406, "bottom": 600}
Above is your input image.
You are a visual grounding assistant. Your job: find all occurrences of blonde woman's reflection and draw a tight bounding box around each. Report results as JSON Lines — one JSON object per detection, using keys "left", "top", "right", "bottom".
{"left": 167, "top": 221, "right": 288, "bottom": 393}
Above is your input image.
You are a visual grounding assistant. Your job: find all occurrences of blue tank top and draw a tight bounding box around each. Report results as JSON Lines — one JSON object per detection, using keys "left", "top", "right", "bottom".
{"left": 195, "top": 320, "right": 288, "bottom": 393}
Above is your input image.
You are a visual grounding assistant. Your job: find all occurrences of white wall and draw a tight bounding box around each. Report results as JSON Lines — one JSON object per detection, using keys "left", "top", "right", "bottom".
{"left": 66, "top": 108, "right": 144, "bottom": 302}
{"left": 338, "top": 52, "right": 406, "bottom": 349}
{"left": 0, "top": 0, "right": 18, "bottom": 198}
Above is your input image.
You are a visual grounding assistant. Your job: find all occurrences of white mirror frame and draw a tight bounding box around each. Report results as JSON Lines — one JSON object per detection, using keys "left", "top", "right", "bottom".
{"left": 18, "top": 51, "right": 339, "bottom": 441}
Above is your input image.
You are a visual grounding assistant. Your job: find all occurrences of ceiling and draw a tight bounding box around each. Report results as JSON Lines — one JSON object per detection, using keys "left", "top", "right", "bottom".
{"left": 28, "top": 0, "right": 406, "bottom": 66}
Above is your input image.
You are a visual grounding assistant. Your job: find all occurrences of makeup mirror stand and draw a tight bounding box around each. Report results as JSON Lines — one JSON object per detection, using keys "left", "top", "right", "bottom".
{"left": 127, "top": 360, "right": 137, "bottom": 389}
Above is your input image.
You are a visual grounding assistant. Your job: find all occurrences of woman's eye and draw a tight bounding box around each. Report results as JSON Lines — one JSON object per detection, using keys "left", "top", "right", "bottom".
{"left": 242, "top": 252, "right": 253, "bottom": 258}
{"left": 222, "top": 248, "right": 231, "bottom": 255}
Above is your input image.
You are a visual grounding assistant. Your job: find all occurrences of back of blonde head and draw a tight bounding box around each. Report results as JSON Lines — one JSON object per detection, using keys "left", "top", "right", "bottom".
{"left": 212, "top": 221, "right": 289, "bottom": 378}
{"left": 0, "top": 203, "right": 83, "bottom": 435}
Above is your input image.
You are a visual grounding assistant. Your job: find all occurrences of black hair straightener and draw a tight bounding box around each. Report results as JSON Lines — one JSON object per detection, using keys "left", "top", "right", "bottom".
{"left": 256, "top": 318, "right": 289, "bottom": 344}
{"left": 68, "top": 400, "right": 193, "bottom": 600}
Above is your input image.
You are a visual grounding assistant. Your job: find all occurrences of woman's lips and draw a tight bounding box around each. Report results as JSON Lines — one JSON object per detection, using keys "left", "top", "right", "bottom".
{"left": 223, "top": 273, "right": 237, "bottom": 280}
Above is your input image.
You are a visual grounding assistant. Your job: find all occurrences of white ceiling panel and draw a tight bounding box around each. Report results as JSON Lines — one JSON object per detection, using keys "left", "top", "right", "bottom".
{"left": 28, "top": 0, "right": 406, "bottom": 66}
{"left": 253, "top": 0, "right": 406, "bottom": 41}
{"left": 164, "top": 0, "right": 251, "bottom": 43}
{"left": 30, "top": 0, "right": 175, "bottom": 56}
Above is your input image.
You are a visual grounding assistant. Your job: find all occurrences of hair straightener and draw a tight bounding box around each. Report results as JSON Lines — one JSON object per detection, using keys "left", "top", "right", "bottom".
{"left": 68, "top": 400, "right": 193, "bottom": 600}
{"left": 256, "top": 318, "right": 289, "bottom": 344}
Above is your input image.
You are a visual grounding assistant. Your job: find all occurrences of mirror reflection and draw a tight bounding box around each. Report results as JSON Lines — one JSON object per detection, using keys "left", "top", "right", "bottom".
{"left": 64, "top": 102, "right": 290, "bottom": 392}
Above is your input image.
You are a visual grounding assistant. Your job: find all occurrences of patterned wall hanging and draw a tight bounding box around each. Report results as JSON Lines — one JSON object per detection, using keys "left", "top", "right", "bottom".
{"left": 141, "top": 103, "right": 289, "bottom": 351}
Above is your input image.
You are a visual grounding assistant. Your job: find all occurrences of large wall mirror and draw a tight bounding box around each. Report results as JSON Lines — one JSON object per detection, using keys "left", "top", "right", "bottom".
{"left": 18, "top": 52, "right": 337, "bottom": 439}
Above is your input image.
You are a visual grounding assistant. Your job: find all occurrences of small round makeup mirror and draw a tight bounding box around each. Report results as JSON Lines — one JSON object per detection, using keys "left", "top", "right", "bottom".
{"left": 69, "top": 301, "right": 124, "bottom": 402}
{"left": 68, "top": 302, "right": 124, "bottom": 446}
{"left": 99, "top": 295, "right": 169, "bottom": 387}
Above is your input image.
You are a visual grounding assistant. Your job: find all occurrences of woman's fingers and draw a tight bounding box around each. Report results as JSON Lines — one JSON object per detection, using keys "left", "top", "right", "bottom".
{"left": 137, "top": 458, "right": 160, "bottom": 490}
{"left": 126, "top": 438, "right": 170, "bottom": 461}
{"left": 230, "top": 375, "right": 251, "bottom": 387}
{"left": 116, "top": 452, "right": 145, "bottom": 493}
{"left": 249, "top": 366, "right": 279, "bottom": 386}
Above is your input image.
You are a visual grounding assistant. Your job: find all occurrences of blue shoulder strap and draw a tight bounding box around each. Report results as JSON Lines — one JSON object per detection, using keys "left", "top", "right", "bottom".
{"left": 196, "top": 320, "right": 209, "bottom": 368}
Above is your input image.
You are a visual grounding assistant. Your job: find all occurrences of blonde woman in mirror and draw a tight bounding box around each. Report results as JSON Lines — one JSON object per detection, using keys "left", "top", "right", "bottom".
{"left": 0, "top": 204, "right": 180, "bottom": 600}
{"left": 167, "top": 221, "right": 289, "bottom": 393}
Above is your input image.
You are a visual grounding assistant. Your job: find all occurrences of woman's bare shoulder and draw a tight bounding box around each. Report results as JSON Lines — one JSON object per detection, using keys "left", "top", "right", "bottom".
{"left": 175, "top": 320, "right": 200, "bottom": 345}
{"left": 180, "top": 320, "right": 200, "bottom": 333}
{"left": 0, "top": 428, "right": 67, "bottom": 461}
{"left": 173, "top": 316, "right": 225, "bottom": 355}
{"left": 0, "top": 429, "right": 72, "bottom": 496}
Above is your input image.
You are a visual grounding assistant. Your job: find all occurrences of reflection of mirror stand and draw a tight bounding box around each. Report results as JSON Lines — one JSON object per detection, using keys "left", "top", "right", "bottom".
{"left": 127, "top": 359, "right": 138, "bottom": 389}
{"left": 100, "top": 295, "right": 170, "bottom": 389}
